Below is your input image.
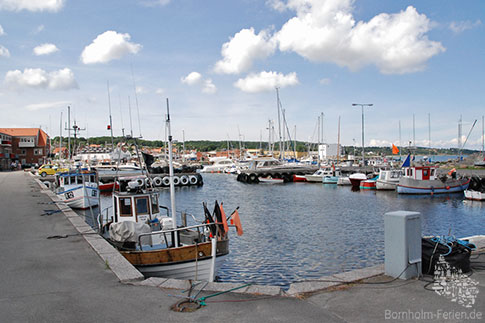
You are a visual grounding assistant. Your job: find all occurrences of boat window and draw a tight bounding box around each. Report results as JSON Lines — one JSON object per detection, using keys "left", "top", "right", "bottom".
{"left": 76, "top": 175, "right": 83, "bottom": 184}
{"left": 423, "top": 169, "right": 429, "bottom": 177}
{"left": 151, "top": 194, "right": 159, "bottom": 214}
{"left": 135, "top": 197, "right": 149, "bottom": 215}
{"left": 119, "top": 197, "right": 132, "bottom": 217}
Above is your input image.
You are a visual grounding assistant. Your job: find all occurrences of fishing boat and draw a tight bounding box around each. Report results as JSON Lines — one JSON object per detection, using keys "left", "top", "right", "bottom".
{"left": 54, "top": 170, "right": 99, "bottom": 209}
{"left": 349, "top": 173, "right": 367, "bottom": 188}
{"left": 376, "top": 169, "right": 403, "bottom": 190}
{"left": 99, "top": 100, "right": 242, "bottom": 281}
{"left": 464, "top": 176, "right": 485, "bottom": 201}
{"left": 464, "top": 190, "right": 485, "bottom": 201}
{"left": 396, "top": 166, "right": 470, "bottom": 195}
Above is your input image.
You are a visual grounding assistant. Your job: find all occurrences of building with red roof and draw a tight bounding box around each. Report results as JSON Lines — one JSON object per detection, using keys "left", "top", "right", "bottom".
{"left": 0, "top": 128, "right": 50, "bottom": 167}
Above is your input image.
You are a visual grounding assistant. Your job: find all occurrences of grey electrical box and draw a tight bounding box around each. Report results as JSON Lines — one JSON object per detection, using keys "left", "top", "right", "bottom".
{"left": 384, "top": 211, "right": 421, "bottom": 279}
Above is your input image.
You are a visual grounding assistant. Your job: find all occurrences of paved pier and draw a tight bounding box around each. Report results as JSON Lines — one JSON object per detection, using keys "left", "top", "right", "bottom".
{"left": 1, "top": 170, "right": 484, "bottom": 322}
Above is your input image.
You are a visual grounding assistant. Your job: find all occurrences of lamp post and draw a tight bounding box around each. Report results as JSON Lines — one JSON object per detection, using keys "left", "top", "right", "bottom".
{"left": 352, "top": 103, "right": 373, "bottom": 167}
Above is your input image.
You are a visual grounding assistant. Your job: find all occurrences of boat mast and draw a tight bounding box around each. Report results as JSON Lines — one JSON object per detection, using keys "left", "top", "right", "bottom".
{"left": 399, "top": 120, "right": 402, "bottom": 160}
{"left": 337, "top": 116, "right": 341, "bottom": 163}
{"left": 59, "top": 112, "right": 62, "bottom": 160}
{"left": 428, "top": 113, "right": 431, "bottom": 157}
{"left": 317, "top": 115, "right": 321, "bottom": 166}
{"left": 107, "top": 81, "right": 114, "bottom": 150}
{"left": 276, "top": 87, "right": 282, "bottom": 160}
{"left": 67, "top": 106, "right": 71, "bottom": 160}
{"left": 166, "top": 98, "right": 178, "bottom": 247}
{"left": 482, "top": 115, "right": 484, "bottom": 156}
{"left": 182, "top": 130, "right": 185, "bottom": 163}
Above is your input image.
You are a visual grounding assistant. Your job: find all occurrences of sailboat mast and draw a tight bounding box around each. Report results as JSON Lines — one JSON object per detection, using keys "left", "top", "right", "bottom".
{"left": 166, "top": 98, "right": 178, "bottom": 247}
{"left": 482, "top": 115, "right": 484, "bottom": 155}
{"left": 337, "top": 116, "right": 341, "bottom": 163}
{"left": 399, "top": 120, "right": 402, "bottom": 160}
{"left": 428, "top": 113, "right": 431, "bottom": 155}
{"left": 67, "top": 106, "right": 71, "bottom": 160}
{"left": 59, "top": 112, "right": 62, "bottom": 160}
{"left": 276, "top": 88, "right": 282, "bottom": 160}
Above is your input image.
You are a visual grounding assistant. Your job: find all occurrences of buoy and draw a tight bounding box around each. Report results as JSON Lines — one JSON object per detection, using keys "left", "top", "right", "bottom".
{"left": 153, "top": 177, "right": 162, "bottom": 186}
{"left": 446, "top": 186, "right": 450, "bottom": 190}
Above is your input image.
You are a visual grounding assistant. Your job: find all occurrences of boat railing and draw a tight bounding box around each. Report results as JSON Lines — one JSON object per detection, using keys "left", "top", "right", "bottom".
{"left": 137, "top": 222, "right": 220, "bottom": 251}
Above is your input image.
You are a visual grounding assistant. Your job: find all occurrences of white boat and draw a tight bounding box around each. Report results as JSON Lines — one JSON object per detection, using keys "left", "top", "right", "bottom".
{"left": 322, "top": 168, "right": 342, "bottom": 184}
{"left": 55, "top": 170, "right": 99, "bottom": 209}
{"left": 464, "top": 190, "right": 485, "bottom": 201}
{"left": 305, "top": 167, "right": 339, "bottom": 183}
{"left": 258, "top": 176, "right": 284, "bottom": 184}
{"left": 376, "top": 169, "right": 403, "bottom": 190}
{"left": 337, "top": 176, "right": 351, "bottom": 185}
{"left": 200, "top": 157, "right": 235, "bottom": 173}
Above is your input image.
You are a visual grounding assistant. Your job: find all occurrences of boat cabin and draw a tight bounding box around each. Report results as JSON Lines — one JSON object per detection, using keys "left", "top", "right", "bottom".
{"left": 402, "top": 166, "right": 437, "bottom": 181}
{"left": 56, "top": 171, "right": 97, "bottom": 189}
{"left": 112, "top": 191, "right": 162, "bottom": 224}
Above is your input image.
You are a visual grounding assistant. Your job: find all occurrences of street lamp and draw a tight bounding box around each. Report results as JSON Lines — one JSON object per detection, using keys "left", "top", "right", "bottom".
{"left": 352, "top": 103, "right": 373, "bottom": 167}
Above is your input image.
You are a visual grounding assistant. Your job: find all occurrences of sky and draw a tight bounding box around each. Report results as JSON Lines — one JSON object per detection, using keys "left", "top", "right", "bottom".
{"left": 0, "top": 0, "right": 484, "bottom": 150}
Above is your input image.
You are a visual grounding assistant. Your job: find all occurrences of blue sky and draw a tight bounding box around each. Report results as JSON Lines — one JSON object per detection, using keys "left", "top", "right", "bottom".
{"left": 0, "top": 0, "right": 484, "bottom": 150}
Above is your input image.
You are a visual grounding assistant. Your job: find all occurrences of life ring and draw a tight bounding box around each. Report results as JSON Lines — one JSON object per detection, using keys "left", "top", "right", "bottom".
{"left": 153, "top": 176, "right": 162, "bottom": 186}
{"left": 173, "top": 176, "right": 180, "bottom": 186}
{"left": 42, "top": 181, "right": 50, "bottom": 188}
{"left": 162, "top": 176, "right": 170, "bottom": 186}
{"left": 180, "top": 175, "right": 189, "bottom": 186}
{"left": 189, "top": 175, "right": 198, "bottom": 185}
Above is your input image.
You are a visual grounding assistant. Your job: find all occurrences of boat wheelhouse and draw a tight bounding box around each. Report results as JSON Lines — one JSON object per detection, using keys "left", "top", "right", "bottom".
{"left": 376, "top": 169, "right": 403, "bottom": 190}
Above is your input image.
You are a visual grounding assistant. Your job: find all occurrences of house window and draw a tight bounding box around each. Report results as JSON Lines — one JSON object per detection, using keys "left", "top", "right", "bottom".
{"left": 34, "top": 149, "right": 43, "bottom": 155}
{"left": 20, "top": 150, "right": 26, "bottom": 155}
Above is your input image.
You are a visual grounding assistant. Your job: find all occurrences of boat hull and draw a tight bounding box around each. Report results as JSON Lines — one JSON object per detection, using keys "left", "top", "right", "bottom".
{"left": 337, "top": 177, "right": 351, "bottom": 185}
{"left": 304, "top": 175, "right": 323, "bottom": 182}
{"left": 120, "top": 239, "right": 229, "bottom": 281}
{"left": 57, "top": 186, "right": 99, "bottom": 209}
{"left": 293, "top": 174, "right": 307, "bottom": 182}
{"left": 360, "top": 180, "right": 376, "bottom": 190}
{"left": 259, "top": 177, "right": 284, "bottom": 184}
{"left": 376, "top": 179, "right": 398, "bottom": 190}
{"left": 397, "top": 178, "right": 470, "bottom": 195}
{"left": 322, "top": 176, "right": 338, "bottom": 184}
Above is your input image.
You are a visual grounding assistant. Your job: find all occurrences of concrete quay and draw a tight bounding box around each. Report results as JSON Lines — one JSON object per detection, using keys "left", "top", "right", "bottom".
{"left": 1, "top": 170, "right": 484, "bottom": 322}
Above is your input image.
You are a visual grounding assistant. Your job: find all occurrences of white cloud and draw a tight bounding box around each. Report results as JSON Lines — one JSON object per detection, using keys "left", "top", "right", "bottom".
{"left": 266, "top": 0, "right": 287, "bottom": 12}
{"left": 449, "top": 20, "right": 482, "bottom": 34}
{"left": 26, "top": 100, "right": 71, "bottom": 111}
{"left": 0, "top": 25, "right": 5, "bottom": 36}
{"left": 139, "top": 0, "right": 171, "bottom": 7}
{"left": 202, "top": 79, "right": 217, "bottom": 94}
{"left": 273, "top": 0, "right": 444, "bottom": 74}
{"left": 0, "top": 45, "right": 9, "bottom": 57}
{"left": 214, "top": 27, "right": 276, "bottom": 75}
{"left": 0, "top": 0, "right": 64, "bottom": 12}
{"left": 234, "top": 71, "right": 299, "bottom": 93}
{"left": 181, "top": 71, "right": 202, "bottom": 85}
{"left": 33, "top": 43, "right": 59, "bottom": 56}
{"left": 4, "top": 67, "right": 78, "bottom": 90}
{"left": 81, "top": 30, "right": 142, "bottom": 64}
{"left": 319, "top": 78, "right": 331, "bottom": 85}
{"left": 155, "top": 88, "right": 165, "bottom": 95}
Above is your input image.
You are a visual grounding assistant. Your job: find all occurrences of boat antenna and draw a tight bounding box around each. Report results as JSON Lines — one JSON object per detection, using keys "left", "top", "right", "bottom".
{"left": 166, "top": 98, "right": 178, "bottom": 247}
{"left": 107, "top": 81, "right": 114, "bottom": 150}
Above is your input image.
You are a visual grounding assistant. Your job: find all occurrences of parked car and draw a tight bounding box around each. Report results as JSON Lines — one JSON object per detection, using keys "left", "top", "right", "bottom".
{"left": 37, "top": 164, "right": 68, "bottom": 177}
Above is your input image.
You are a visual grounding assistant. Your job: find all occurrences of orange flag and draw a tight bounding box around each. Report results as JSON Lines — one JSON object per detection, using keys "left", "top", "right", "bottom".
{"left": 392, "top": 144, "right": 399, "bottom": 155}
{"left": 232, "top": 209, "right": 243, "bottom": 236}
{"left": 220, "top": 203, "right": 229, "bottom": 235}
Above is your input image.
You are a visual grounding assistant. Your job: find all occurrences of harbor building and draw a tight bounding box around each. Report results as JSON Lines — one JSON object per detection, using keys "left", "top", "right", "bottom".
{"left": 0, "top": 130, "right": 13, "bottom": 171}
{"left": 0, "top": 128, "right": 50, "bottom": 167}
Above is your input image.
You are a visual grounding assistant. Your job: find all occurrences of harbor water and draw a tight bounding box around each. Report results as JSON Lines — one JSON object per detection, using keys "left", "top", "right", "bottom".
{"left": 80, "top": 173, "right": 484, "bottom": 288}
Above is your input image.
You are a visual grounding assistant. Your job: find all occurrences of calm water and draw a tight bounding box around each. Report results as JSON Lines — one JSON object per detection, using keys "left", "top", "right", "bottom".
{"left": 80, "top": 173, "right": 484, "bottom": 288}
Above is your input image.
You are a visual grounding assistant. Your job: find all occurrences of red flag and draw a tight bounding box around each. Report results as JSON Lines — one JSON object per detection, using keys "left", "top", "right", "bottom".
{"left": 232, "top": 209, "right": 243, "bottom": 236}
{"left": 220, "top": 203, "right": 229, "bottom": 235}
{"left": 392, "top": 144, "right": 399, "bottom": 155}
